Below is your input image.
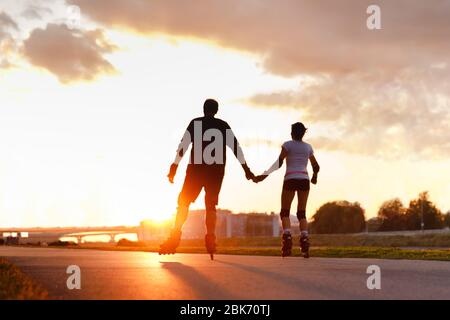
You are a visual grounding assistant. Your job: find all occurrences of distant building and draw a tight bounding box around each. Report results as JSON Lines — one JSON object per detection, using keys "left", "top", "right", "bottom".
{"left": 137, "top": 210, "right": 280, "bottom": 241}
{"left": 137, "top": 220, "right": 172, "bottom": 241}
{"left": 182, "top": 209, "right": 281, "bottom": 238}
{"left": 0, "top": 232, "right": 32, "bottom": 245}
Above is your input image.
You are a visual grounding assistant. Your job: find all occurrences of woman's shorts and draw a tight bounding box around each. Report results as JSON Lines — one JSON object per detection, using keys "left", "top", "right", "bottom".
{"left": 283, "top": 179, "right": 310, "bottom": 192}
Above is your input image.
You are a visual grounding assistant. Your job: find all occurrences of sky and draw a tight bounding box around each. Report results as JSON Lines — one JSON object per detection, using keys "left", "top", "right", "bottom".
{"left": 1, "top": 0, "right": 449, "bottom": 227}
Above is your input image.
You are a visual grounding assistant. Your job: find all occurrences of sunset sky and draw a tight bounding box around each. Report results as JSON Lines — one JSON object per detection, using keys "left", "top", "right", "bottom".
{"left": 1, "top": 0, "right": 450, "bottom": 227}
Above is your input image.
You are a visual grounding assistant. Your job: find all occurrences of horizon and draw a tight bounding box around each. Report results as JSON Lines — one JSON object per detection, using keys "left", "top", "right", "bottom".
{"left": 1, "top": 193, "right": 448, "bottom": 230}
{"left": 1, "top": 1, "right": 450, "bottom": 228}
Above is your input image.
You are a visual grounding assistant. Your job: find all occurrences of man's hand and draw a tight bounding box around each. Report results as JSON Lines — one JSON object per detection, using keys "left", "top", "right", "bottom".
{"left": 167, "top": 163, "right": 178, "bottom": 183}
{"left": 311, "top": 174, "right": 318, "bottom": 185}
{"left": 242, "top": 163, "right": 255, "bottom": 181}
{"left": 253, "top": 175, "right": 268, "bottom": 183}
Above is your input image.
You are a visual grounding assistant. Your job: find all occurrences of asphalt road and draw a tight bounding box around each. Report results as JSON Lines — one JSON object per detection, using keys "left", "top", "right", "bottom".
{"left": 1, "top": 246, "right": 450, "bottom": 299}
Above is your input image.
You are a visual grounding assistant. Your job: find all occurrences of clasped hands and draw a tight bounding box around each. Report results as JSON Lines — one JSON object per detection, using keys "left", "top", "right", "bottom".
{"left": 245, "top": 170, "right": 267, "bottom": 183}
{"left": 245, "top": 170, "right": 268, "bottom": 183}
{"left": 252, "top": 174, "right": 268, "bottom": 183}
{"left": 245, "top": 166, "right": 318, "bottom": 185}
{"left": 242, "top": 164, "right": 266, "bottom": 184}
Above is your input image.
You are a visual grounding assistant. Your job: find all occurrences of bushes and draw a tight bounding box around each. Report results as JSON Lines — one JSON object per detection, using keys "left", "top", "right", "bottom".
{"left": 0, "top": 258, "right": 47, "bottom": 300}
{"left": 48, "top": 240, "right": 76, "bottom": 247}
{"left": 309, "top": 191, "right": 446, "bottom": 234}
{"left": 377, "top": 192, "right": 445, "bottom": 231}
{"left": 310, "top": 201, "right": 366, "bottom": 234}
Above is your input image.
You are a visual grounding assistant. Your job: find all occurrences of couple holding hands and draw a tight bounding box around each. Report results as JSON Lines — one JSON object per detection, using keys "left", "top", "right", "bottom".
{"left": 161, "top": 99, "right": 320, "bottom": 258}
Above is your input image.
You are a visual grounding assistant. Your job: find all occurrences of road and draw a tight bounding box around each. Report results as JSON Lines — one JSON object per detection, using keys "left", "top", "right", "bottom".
{"left": 1, "top": 246, "right": 450, "bottom": 299}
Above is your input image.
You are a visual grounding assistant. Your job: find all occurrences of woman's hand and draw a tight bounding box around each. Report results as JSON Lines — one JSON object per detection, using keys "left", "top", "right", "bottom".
{"left": 311, "top": 174, "right": 318, "bottom": 185}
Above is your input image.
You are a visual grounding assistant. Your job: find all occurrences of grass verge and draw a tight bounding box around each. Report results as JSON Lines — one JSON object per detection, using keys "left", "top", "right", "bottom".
{"left": 22, "top": 232, "right": 450, "bottom": 261}
{"left": 0, "top": 258, "right": 48, "bottom": 300}
{"left": 67, "top": 244, "right": 450, "bottom": 261}
{"left": 115, "top": 233, "right": 450, "bottom": 248}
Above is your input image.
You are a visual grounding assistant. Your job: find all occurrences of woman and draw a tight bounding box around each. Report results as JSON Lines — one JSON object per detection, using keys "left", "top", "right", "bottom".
{"left": 254, "top": 122, "right": 320, "bottom": 258}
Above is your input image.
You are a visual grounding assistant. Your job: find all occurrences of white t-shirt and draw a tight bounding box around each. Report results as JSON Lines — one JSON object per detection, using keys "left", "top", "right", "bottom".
{"left": 282, "top": 140, "right": 314, "bottom": 181}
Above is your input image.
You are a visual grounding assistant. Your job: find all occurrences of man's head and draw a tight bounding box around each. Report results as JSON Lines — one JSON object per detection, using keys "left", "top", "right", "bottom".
{"left": 203, "top": 99, "right": 219, "bottom": 117}
{"left": 291, "top": 122, "right": 307, "bottom": 140}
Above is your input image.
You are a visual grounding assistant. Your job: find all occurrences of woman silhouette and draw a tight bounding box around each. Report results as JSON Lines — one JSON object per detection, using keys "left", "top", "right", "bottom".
{"left": 254, "top": 122, "right": 320, "bottom": 257}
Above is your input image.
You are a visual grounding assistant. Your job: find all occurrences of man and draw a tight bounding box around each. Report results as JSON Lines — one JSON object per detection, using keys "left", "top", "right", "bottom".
{"left": 160, "top": 99, "right": 255, "bottom": 258}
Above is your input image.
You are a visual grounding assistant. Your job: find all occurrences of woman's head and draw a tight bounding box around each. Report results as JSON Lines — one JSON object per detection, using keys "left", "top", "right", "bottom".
{"left": 291, "top": 122, "right": 307, "bottom": 140}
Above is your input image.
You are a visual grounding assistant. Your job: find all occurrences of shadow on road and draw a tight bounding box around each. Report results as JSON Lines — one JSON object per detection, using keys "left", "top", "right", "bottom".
{"left": 160, "top": 261, "right": 235, "bottom": 299}
{"left": 214, "top": 259, "right": 366, "bottom": 299}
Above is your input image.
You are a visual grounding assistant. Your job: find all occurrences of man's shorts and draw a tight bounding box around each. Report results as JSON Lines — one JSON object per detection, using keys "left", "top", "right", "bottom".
{"left": 282, "top": 179, "right": 310, "bottom": 192}
{"left": 178, "top": 164, "right": 225, "bottom": 207}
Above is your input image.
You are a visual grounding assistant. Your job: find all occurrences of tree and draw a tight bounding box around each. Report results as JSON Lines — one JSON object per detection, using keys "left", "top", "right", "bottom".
{"left": 367, "top": 217, "right": 382, "bottom": 232}
{"left": 310, "top": 201, "right": 366, "bottom": 234}
{"left": 377, "top": 198, "right": 407, "bottom": 231}
{"left": 444, "top": 212, "right": 450, "bottom": 228}
{"left": 405, "top": 192, "right": 444, "bottom": 230}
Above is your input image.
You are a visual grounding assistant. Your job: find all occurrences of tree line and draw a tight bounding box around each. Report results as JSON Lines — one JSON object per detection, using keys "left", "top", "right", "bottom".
{"left": 309, "top": 191, "right": 450, "bottom": 234}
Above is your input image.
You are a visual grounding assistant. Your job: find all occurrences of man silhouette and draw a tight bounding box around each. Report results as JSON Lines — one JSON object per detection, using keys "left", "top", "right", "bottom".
{"left": 160, "top": 99, "right": 255, "bottom": 257}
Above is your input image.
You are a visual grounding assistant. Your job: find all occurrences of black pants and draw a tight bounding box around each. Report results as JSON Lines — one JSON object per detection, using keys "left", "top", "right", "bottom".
{"left": 282, "top": 178, "right": 310, "bottom": 192}
{"left": 178, "top": 165, "right": 225, "bottom": 208}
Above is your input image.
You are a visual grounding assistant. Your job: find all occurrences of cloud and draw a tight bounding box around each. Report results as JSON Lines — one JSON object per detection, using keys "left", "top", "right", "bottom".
{"left": 21, "top": 4, "right": 53, "bottom": 20}
{"left": 250, "top": 69, "right": 450, "bottom": 158}
{"left": 22, "top": 24, "right": 117, "bottom": 83}
{"left": 69, "top": 0, "right": 450, "bottom": 76}
{"left": 66, "top": 1, "right": 450, "bottom": 158}
{"left": 0, "top": 11, "right": 18, "bottom": 31}
{"left": 0, "top": 11, "right": 18, "bottom": 68}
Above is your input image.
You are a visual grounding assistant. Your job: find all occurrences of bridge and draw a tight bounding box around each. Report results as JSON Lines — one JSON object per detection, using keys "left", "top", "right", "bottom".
{"left": 0, "top": 226, "right": 139, "bottom": 244}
